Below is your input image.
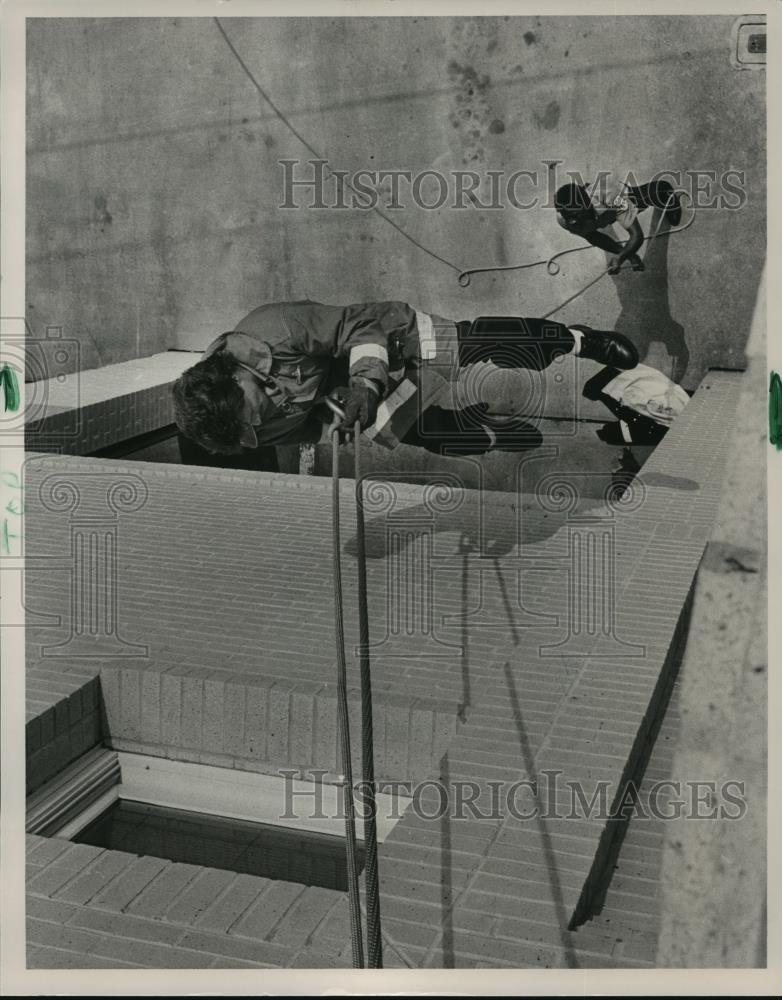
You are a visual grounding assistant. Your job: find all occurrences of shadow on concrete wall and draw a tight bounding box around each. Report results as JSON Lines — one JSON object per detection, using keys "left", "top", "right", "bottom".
{"left": 612, "top": 210, "right": 690, "bottom": 384}
{"left": 343, "top": 502, "right": 566, "bottom": 558}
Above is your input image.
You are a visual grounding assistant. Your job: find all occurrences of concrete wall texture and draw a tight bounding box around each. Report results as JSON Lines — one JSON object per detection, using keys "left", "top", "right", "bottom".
{"left": 27, "top": 15, "right": 765, "bottom": 390}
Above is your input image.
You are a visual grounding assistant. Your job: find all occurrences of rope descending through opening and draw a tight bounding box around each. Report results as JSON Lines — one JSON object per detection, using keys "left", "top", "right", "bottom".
{"left": 330, "top": 420, "right": 365, "bottom": 970}
{"left": 328, "top": 407, "right": 384, "bottom": 969}
{"left": 354, "top": 435, "right": 383, "bottom": 969}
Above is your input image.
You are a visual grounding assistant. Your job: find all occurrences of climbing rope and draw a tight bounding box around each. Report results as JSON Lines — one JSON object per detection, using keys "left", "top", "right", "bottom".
{"left": 458, "top": 188, "right": 695, "bottom": 288}
{"left": 329, "top": 412, "right": 365, "bottom": 969}
{"left": 326, "top": 396, "right": 384, "bottom": 969}
{"left": 540, "top": 191, "right": 694, "bottom": 320}
{"left": 353, "top": 436, "right": 383, "bottom": 969}
{"left": 213, "top": 17, "right": 462, "bottom": 277}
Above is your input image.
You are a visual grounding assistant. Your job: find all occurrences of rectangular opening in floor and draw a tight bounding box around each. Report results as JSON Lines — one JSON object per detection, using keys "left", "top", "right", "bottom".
{"left": 27, "top": 749, "right": 409, "bottom": 893}
{"left": 73, "top": 798, "right": 363, "bottom": 892}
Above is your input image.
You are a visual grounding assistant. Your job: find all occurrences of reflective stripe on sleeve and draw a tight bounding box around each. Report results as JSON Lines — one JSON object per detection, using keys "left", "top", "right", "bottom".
{"left": 349, "top": 343, "right": 389, "bottom": 368}
{"left": 414, "top": 311, "right": 438, "bottom": 361}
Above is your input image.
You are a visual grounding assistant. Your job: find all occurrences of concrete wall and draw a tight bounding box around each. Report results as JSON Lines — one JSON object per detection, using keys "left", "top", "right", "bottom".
{"left": 655, "top": 267, "right": 767, "bottom": 968}
{"left": 27, "top": 15, "right": 765, "bottom": 389}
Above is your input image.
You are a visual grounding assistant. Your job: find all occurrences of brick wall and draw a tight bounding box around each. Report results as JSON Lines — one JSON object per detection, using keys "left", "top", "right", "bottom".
{"left": 26, "top": 671, "right": 103, "bottom": 794}
{"left": 24, "top": 369, "right": 746, "bottom": 969}
{"left": 25, "top": 352, "right": 196, "bottom": 455}
{"left": 99, "top": 662, "right": 459, "bottom": 786}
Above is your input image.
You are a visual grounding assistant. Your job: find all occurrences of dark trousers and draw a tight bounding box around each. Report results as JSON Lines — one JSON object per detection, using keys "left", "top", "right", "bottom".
{"left": 626, "top": 179, "right": 677, "bottom": 213}
{"left": 583, "top": 367, "right": 669, "bottom": 446}
{"left": 400, "top": 317, "right": 571, "bottom": 455}
{"left": 455, "top": 316, "right": 576, "bottom": 371}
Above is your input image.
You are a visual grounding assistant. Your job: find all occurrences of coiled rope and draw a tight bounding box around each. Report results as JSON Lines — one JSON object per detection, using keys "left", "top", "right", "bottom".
{"left": 457, "top": 189, "right": 694, "bottom": 288}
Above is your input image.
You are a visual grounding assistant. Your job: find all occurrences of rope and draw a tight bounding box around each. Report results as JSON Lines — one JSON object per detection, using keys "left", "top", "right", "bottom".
{"left": 213, "top": 17, "right": 462, "bottom": 276}
{"left": 540, "top": 191, "right": 692, "bottom": 320}
{"left": 541, "top": 268, "right": 612, "bottom": 321}
{"left": 330, "top": 426, "right": 365, "bottom": 969}
{"left": 322, "top": 400, "right": 413, "bottom": 968}
{"left": 457, "top": 189, "right": 694, "bottom": 287}
{"left": 213, "top": 13, "right": 695, "bottom": 322}
{"left": 353, "top": 431, "right": 383, "bottom": 969}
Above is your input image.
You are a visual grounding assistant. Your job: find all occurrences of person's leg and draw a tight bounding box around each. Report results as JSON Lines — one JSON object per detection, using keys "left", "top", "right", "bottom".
{"left": 595, "top": 414, "right": 669, "bottom": 446}
{"left": 457, "top": 317, "right": 638, "bottom": 373}
{"left": 401, "top": 404, "right": 543, "bottom": 455}
{"left": 583, "top": 366, "right": 622, "bottom": 401}
{"left": 400, "top": 404, "right": 494, "bottom": 455}
{"left": 623, "top": 413, "right": 670, "bottom": 445}
{"left": 457, "top": 317, "right": 574, "bottom": 371}
{"left": 627, "top": 179, "right": 682, "bottom": 226}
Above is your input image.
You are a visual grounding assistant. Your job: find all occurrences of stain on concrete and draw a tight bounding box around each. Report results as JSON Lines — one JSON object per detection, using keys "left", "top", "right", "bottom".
{"left": 92, "top": 194, "right": 112, "bottom": 230}
{"left": 448, "top": 61, "right": 491, "bottom": 95}
{"left": 488, "top": 119, "right": 505, "bottom": 135}
{"left": 447, "top": 56, "right": 494, "bottom": 165}
{"left": 701, "top": 542, "right": 761, "bottom": 574}
{"left": 523, "top": 31, "right": 537, "bottom": 45}
{"left": 533, "top": 100, "right": 561, "bottom": 131}
{"left": 264, "top": 134, "right": 276, "bottom": 149}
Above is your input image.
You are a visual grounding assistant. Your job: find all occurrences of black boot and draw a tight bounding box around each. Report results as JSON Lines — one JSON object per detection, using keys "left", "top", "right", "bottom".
{"left": 570, "top": 325, "right": 639, "bottom": 370}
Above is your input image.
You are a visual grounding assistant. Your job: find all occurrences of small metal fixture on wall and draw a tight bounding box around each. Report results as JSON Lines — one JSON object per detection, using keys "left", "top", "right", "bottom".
{"left": 731, "top": 15, "right": 766, "bottom": 69}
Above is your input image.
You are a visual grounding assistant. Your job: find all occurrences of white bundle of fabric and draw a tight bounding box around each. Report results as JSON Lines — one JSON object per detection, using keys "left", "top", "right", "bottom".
{"left": 601, "top": 363, "right": 690, "bottom": 426}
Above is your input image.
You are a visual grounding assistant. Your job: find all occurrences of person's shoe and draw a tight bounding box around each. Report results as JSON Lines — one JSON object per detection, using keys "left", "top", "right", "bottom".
{"left": 570, "top": 325, "right": 639, "bottom": 370}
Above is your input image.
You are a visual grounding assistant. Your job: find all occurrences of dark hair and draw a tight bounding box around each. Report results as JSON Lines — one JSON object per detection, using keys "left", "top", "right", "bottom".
{"left": 554, "top": 182, "right": 592, "bottom": 214}
{"left": 172, "top": 349, "right": 246, "bottom": 454}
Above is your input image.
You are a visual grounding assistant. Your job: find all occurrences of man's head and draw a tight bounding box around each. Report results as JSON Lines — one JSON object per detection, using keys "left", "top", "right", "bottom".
{"left": 172, "top": 349, "right": 268, "bottom": 455}
{"left": 554, "top": 182, "right": 596, "bottom": 229}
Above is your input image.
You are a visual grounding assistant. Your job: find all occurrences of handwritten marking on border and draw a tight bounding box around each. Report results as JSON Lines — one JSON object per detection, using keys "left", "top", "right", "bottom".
{"left": 770, "top": 371, "right": 782, "bottom": 450}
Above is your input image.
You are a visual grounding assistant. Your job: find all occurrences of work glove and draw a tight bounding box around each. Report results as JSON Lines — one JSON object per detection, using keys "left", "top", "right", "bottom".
{"left": 340, "top": 377, "right": 381, "bottom": 431}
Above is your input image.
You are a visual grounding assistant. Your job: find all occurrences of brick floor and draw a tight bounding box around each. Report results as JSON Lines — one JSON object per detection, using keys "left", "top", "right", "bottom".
{"left": 24, "top": 370, "right": 743, "bottom": 968}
